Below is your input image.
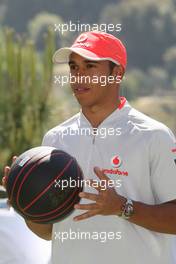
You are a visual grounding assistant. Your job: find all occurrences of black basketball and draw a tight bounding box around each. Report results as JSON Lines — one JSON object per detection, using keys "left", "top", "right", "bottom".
{"left": 6, "top": 146, "right": 84, "bottom": 224}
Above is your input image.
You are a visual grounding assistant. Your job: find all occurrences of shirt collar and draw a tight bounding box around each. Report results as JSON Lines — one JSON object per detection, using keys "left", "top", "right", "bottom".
{"left": 78, "top": 97, "right": 131, "bottom": 128}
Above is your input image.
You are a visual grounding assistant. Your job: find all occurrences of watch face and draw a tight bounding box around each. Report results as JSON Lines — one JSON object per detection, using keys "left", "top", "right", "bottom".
{"left": 124, "top": 203, "right": 134, "bottom": 218}
{"left": 120, "top": 199, "right": 134, "bottom": 219}
{"left": 127, "top": 205, "right": 133, "bottom": 214}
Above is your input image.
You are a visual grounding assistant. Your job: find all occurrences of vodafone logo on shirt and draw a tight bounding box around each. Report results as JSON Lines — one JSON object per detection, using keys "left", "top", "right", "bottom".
{"left": 102, "top": 155, "right": 128, "bottom": 176}
{"left": 111, "top": 155, "right": 122, "bottom": 168}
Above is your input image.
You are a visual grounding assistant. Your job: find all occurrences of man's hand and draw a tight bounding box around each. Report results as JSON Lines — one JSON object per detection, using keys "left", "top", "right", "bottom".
{"left": 2, "top": 156, "right": 17, "bottom": 190}
{"left": 1, "top": 155, "right": 53, "bottom": 240}
{"left": 73, "top": 167, "right": 125, "bottom": 221}
{"left": 1, "top": 156, "right": 17, "bottom": 206}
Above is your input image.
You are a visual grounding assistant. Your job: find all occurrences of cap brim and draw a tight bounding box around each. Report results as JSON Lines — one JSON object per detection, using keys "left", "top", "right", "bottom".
{"left": 52, "top": 47, "right": 120, "bottom": 65}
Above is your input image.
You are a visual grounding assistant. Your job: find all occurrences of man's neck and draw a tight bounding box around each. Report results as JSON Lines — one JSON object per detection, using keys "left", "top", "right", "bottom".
{"left": 82, "top": 98, "right": 121, "bottom": 128}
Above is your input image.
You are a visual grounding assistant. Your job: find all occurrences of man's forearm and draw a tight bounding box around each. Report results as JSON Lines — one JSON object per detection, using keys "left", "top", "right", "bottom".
{"left": 25, "top": 220, "right": 53, "bottom": 240}
{"left": 126, "top": 200, "right": 176, "bottom": 234}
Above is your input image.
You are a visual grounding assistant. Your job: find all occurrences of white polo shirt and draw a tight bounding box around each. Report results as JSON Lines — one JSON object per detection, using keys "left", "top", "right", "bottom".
{"left": 42, "top": 97, "right": 176, "bottom": 264}
{"left": 0, "top": 204, "right": 51, "bottom": 264}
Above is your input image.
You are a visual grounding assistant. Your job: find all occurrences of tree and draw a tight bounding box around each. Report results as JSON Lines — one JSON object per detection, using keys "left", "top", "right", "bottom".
{"left": 3, "top": 0, "right": 119, "bottom": 33}
{"left": 0, "top": 27, "right": 55, "bottom": 178}
{"left": 0, "top": 1, "right": 7, "bottom": 23}
{"left": 163, "top": 46, "right": 176, "bottom": 77}
{"left": 28, "top": 12, "right": 67, "bottom": 51}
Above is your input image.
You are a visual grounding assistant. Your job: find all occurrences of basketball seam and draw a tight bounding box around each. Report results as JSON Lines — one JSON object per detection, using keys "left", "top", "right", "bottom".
{"left": 16, "top": 152, "right": 69, "bottom": 210}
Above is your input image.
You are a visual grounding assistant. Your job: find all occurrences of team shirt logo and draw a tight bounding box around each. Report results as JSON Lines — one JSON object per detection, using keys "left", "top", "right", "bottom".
{"left": 111, "top": 155, "right": 122, "bottom": 168}
{"left": 76, "top": 34, "right": 88, "bottom": 43}
{"left": 102, "top": 155, "right": 128, "bottom": 176}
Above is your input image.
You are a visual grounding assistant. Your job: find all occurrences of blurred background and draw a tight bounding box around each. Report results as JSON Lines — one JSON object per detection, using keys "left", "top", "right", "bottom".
{"left": 0, "top": 0, "right": 176, "bottom": 178}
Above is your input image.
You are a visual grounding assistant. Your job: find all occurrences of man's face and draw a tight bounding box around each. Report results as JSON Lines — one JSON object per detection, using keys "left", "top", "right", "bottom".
{"left": 68, "top": 52, "right": 120, "bottom": 108}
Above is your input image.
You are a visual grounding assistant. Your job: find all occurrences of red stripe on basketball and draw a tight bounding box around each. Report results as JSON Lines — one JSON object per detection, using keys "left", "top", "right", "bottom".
{"left": 9, "top": 156, "right": 34, "bottom": 202}
{"left": 16, "top": 152, "right": 64, "bottom": 210}
{"left": 23, "top": 184, "right": 80, "bottom": 217}
{"left": 32, "top": 190, "right": 80, "bottom": 223}
{"left": 9, "top": 150, "right": 63, "bottom": 201}
{"left": 22, "top": 158, "right": 74, "bottom": 211}
{"left": 77, "top": 164, "right": 83, "bottom": 190}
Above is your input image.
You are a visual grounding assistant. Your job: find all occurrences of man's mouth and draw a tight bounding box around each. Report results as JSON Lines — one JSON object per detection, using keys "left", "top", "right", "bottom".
{"left": 74, "top": 87, "right": 90, "bottom": 93}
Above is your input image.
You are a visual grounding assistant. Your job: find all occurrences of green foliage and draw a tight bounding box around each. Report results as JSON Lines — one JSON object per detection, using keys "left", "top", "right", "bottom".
{"left": 122, "top": 70, "right": 145, "bottom": 100}
{"left": 0, "top": 27, "right": 55, "bottom": 177}
{"left": 163, "top": 46, "right": 176, "bottom": 76}
{"left": 28, "top": 12, "right": 66, "bottom": 50}
{"left": 122, "top": 67, "right": 171, "bottom": 100}
{"left": 3, "top": 0, "right": 118, "bottom": 32}
{"left": 0, "top": 2, "right": 7, "bottom": 23}
{"left": 132, "top": 96, "right": 176, "bottom": 134}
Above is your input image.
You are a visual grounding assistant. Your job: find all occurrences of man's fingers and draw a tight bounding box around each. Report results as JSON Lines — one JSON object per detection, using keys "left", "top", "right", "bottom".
{"left": 2, "top": 166, "right": 11, "bottom": 188}
{"left": 73, "top": 210, "right": 98, "bottom": 221}
{"left": 74, "top": 203, "right": 99, "bottom": 210}
{"left": 4, "top": 166, "right": 10, "bottom": 177}
{"left": 79, "top": 192, "right": 99, "bottom": 201}
{"left": 89, "top": 179, "right": 102, "bottom": 192}
{"left": 2, "top": 156, "right": 17, "bottom": 188}
{"left": 2, "top": 177, "right": 7, "bottom": 188}
{"left": 12, "top": 156, "right": 17, "bottom": 163}
{"left": 94, "top": 167, "right": 109, "bottom": 181}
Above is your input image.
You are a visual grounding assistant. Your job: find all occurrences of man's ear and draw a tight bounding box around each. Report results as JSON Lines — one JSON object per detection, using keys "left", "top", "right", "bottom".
{"left": 112, "top": 65, "right": 125, "bottom": 80}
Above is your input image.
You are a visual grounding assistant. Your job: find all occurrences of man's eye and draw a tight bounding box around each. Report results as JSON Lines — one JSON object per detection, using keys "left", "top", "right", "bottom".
{"left": 86, "top": 64, "right": 96, "bottom": 68}
{"left": 70, "top": 65, "right": 77, "bottom": 70}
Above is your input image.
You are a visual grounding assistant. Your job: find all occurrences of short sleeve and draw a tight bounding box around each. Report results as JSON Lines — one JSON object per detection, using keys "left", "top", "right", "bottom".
{"left": 150, "top": 127, "right": 176, "bottom": 204}
{"left": 41, "top": 130, "right": 58, "bottom": 147}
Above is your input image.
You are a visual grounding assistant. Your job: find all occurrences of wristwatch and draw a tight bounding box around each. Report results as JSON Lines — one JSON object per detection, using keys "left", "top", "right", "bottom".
{"left": 118, "top": 198, "right": 134, "bottom": 219}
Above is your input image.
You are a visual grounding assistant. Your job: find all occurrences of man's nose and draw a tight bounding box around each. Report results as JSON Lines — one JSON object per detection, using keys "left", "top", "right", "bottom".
{"left": 75, "top": 66, "right": 86, "bottom": 76}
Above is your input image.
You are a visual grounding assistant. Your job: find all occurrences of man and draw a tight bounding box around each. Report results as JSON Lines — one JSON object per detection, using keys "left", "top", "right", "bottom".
{"left": 3, "top": 31, "right": 176, "bottom": 263}
{"left": 0, "top": 185, "right": 52, "bottom": 264}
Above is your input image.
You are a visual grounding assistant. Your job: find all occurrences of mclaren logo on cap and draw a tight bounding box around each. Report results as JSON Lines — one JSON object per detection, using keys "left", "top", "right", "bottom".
{"left": 102, "top": 155, "right": 128, "bottom": 176}
{"left": 76, "top": 34, "right": 88, "bottom": 43}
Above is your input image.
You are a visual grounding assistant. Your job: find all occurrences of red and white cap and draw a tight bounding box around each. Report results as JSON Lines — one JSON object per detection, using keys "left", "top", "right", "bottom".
{"left": 53, "top": 31, "right": 127, "bottom": 70}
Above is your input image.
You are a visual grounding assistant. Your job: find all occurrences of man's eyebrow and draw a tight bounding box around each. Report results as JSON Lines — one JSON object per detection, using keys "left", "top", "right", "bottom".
{"left": 84, "top": 60, "right": 99, "bottom": 64}
{"left": 68, "top": 60, "right": 75, "bottom": 65}
{"left": 68, "top": 60, "right": 99, "bottom": 65}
